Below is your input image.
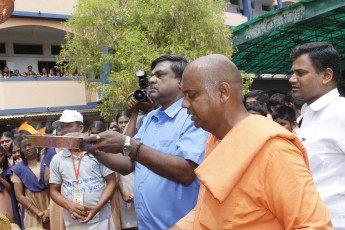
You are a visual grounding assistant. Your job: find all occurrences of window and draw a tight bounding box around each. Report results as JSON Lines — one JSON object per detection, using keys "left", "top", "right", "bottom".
{"left": 0, "top": 60, "right": 6, "bottom": 72}
{"left": 13, "top": 44, "right": 43, "bottom": 55}
{"left": 262, "top": 5, "right": 271, "bottom": 11}
{"left": 230, "top": 0, "right": 239, "bottom": 6}
{"left": 51, "top": 45, "right": 62, "bottom": 55}
{"left": 251, "top": 2, "right": 255, "bottom": 9}
{"left": 0, "top": 44, "right": 5, "bottom": 54}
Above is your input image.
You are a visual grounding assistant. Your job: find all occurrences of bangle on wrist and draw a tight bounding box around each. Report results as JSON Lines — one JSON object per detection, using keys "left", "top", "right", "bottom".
{"left": 131, "top": 142, "right": 143, "bottom": 163}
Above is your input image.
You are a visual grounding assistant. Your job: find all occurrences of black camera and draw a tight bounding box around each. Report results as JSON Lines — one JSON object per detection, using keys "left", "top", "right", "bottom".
{"left": 133, "top": 70, "right": 150, "bottom": 102}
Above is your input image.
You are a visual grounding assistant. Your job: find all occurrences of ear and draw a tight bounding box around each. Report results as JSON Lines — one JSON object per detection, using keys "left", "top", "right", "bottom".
{"left": 270, "top": 105, "right": 275, "bottom": 112}
{"left": 79, "top": 124, "right": 84, "bottom": 133}
{"left": 218, "top": 82, "right": 231, "bottom": 103}
{"left": 291, "top": 121, "right": 298, "bottom": 131}
{"left": 321, "top": 68, "right": 333, "bottom": 85}
{"left": 176, "top": 78, "right": 182, "bottom": 89}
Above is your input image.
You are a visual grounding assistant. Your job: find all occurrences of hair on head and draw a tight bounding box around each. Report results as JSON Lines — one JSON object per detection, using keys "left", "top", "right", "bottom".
{"left": 151, "top": 55, "right": 188, "bottom": 79}
{"left": 272, "top": 106, "right": 297, "bottom": 123}
{"left": 290, "top": 42, "right": 341, "bottom": 84}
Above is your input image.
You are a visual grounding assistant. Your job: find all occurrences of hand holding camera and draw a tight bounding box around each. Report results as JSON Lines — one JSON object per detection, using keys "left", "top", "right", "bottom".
{"left": 129, "top": 70, "right": 154, "bottom": 114}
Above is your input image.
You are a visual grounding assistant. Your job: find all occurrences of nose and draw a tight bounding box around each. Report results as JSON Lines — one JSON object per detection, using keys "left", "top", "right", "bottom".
{"left": 182, "top": 97, "right": 190, "bottom": 108}
{"left": 149, "top": 75, "right": 157, "bottom": 84}
{"left": 289, "top": 74, "right": 297, "bottom": 84}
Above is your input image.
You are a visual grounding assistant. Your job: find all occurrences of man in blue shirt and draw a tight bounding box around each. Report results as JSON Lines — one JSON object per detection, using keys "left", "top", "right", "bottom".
{"left": 83, "top": 55, "right": 209, "bottom": 229}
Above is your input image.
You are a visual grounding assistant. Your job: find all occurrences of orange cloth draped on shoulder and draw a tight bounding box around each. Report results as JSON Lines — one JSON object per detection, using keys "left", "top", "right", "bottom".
{"left": 177, "top": 115, "right": 332, "bottom": 230}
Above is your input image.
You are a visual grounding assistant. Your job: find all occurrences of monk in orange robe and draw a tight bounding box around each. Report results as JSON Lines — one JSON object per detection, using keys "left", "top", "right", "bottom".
{"left": 169, "top": 54, "right": 332, "bottom": 230}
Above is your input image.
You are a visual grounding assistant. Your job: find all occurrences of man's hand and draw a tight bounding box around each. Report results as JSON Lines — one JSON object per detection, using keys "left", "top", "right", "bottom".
{"left": 67, "top": 202, "right": 87, "bottom": 221}
{"left": 128, "top": 92, "right": 155, "bottom": 114}
{"left": 82, "top": 130, "right": 126, "bottom": 154}
{"left": 127, "top": 92, "right": 140, "bottom": 113}
{"left": 79, "top": 205, "right": 99, "bottom": 223}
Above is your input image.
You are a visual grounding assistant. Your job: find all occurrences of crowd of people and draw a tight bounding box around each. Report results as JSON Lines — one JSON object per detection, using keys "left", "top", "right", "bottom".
{"left": 0, "top": 41, "right": 344, "bottom": 230}
{"left": 0, "top": 65, "right": 62, "bottom": 78}
{"left": 0, "top": 109, "right": 137, "bottom": 230}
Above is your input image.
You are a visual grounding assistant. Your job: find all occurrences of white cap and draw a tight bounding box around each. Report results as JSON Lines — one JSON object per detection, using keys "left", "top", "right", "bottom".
{"left": 52, "top": 110, "right": 83, "bottom": 127}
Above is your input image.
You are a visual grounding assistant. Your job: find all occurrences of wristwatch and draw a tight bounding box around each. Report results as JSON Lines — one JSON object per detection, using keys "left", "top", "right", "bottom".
{"left": 123, "top": 136, "right": 131, "bottom": 156}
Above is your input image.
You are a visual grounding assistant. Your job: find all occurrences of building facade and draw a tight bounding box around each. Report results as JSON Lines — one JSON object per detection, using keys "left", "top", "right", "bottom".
{"left": 0, "top": 0, "right": 300, "bottom": 131}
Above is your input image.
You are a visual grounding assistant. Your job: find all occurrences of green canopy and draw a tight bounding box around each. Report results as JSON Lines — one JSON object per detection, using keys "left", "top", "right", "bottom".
{"left": 231, "top": 0, "right": 345, "bottom": 74}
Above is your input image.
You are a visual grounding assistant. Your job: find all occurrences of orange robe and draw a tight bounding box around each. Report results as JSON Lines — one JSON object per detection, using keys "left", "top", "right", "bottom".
{"left": 177, "top": 115, "right": 332, "bottom": 229}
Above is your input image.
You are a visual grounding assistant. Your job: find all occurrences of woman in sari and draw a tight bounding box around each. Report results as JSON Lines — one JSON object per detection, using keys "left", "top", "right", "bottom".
{"left": 0, "top": 146, "right": 15, "bottom": 223}
{"left": 11, "top": 135, "right": 50, "bottom": 229}
{"left": 1, "top": 131, "right": 14, "bottom": 163}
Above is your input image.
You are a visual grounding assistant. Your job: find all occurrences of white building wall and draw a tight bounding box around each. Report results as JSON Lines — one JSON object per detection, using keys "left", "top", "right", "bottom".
{"left": 0, "top": 27, "right": 65, "bottom": 73}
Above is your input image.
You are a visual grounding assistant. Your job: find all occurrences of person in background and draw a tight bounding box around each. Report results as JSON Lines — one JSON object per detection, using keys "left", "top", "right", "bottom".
{"left": 0, "top": 146, "right": 15, "bottom": 223}
{"left": 116, "top": 111, "right": 131, "bottom": 134}
{"left": 10, "top": 140, "right": 22, "bottom": 165}
{"left": 48, "top": 69, "right": 55, "bottom": 77}
{"left": 88, "top": 120, "right": 121, "bottom": 230}
{"left": 272, "top": 106, "right": 297, "bottom": 132}
{"left": 1, "top": 131, "right": 14, "bottom": 160}
{"left": 50, "top": 110, "right": 116, "bottom": 229}
{"left": 26, "top": 65, "right": 36, "bottom": 76}
{"left": 41, "top": 68, "right": 48, "bottom": 77}
{"left": 245, "top": 101, "right": 268, "bottom": 117}
{"left": 4, "top": 138, "right": 22, "bottom": 227}
{"left": 108, "top": 119, "right": 120, "bottom": 133}
{"left": 11, "top": 135, "right": 50, "bottom": 229}
{"left": 3, "top": 66, "right": 9, "bottom": 76}
{"left": 268, "top": 93, "right": 286, "bottom": 113}
{"left": 285, "top": 90, "right": 304, "bottom": 127}
{"left": 289, "top": 42, "right": 345, "bottom": 230}
{"left": 13, "top": 69, "right": 20, "bottom": 77}
{"left": 243, "top": 89, "right": 269, "bottom": 106}
{"left": 88, "top": 121, "right": 107, "bottom": 136}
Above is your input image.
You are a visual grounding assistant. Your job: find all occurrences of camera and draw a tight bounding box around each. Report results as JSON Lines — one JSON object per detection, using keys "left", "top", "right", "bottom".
{"left": 133, "top": 69, "right": 150, "bottom": 102}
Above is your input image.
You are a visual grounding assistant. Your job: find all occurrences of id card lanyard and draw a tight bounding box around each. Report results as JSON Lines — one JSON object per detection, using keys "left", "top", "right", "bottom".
{"left": 71, "top": 151, "right": 84, "bottom": 205}
{"left": 71, "top": 151, "right": 83, "bottom": 186}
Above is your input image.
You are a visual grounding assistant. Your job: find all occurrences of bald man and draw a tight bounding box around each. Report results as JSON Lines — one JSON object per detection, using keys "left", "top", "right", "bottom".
{"left": 169, "top": 54, "right": 332, "bottom": 229}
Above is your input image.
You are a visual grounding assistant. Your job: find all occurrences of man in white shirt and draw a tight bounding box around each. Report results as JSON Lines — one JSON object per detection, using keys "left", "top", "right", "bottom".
{"left": 290, "top": 42, "right": 345, "bottom": 230}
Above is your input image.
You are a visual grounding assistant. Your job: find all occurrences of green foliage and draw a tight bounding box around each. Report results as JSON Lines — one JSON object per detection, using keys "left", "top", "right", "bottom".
{"left": 57, "top": 0, "right": 234, "bottom": 120}
{"left": 241, "top": 72, "right": 254, "bottom": 97}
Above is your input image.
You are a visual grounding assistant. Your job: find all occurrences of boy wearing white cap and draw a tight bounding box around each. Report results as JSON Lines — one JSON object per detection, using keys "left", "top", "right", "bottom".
{"left": 49, "top": 110, "right": 117, "bottom": 230}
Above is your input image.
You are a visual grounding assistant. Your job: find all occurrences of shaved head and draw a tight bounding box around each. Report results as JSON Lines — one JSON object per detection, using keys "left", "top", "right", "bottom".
{"left": 182, "top": 54, "right": 249, "bottom": 138}
{"left": 183, "top": 54, "right": 243, "bottom": 100}
{"left": 186, "top": 54, "right": 242, "bottom": 88}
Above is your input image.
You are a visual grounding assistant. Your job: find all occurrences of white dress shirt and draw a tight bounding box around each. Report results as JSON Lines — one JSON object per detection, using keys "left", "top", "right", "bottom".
{"left": 298, "top": 88, "right": 345, "bottom": 230}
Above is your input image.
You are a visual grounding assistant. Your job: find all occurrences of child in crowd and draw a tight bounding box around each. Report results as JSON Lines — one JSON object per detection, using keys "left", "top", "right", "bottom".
{"left": 268, "top": 93, "right": 286, "bottom": 113}
{"left": 243, "top": 89, "right": 269, "bottom": 106}
{"left": 245, "top": 101, "right": 268, "bottom": 117}
{"left": 272, "top": 106, "right": 297, "bottom": 132}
